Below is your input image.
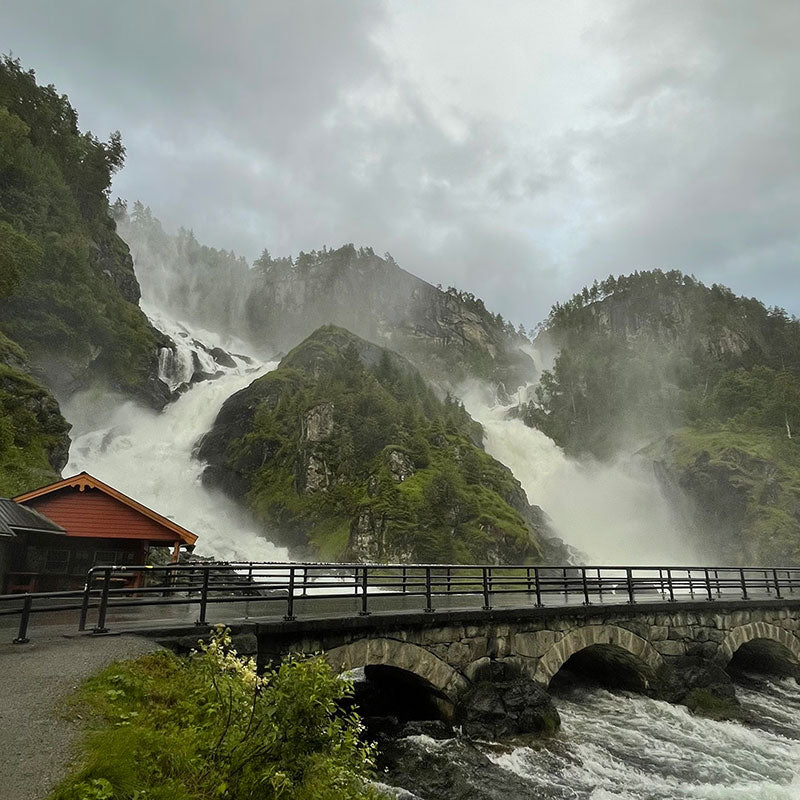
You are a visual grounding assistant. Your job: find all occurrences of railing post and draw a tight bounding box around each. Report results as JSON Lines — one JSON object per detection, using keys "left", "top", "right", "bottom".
{"left": 196, "top": 567, "right": 210, "bottom": 626}
{"left": 482, "top": 567, "right": 492, "bottom": 611}
{"left": 658, "top": 568, "right": 665, "bottom": 598}
{"left": 740, "top": 568, "right": 749, "bottom": 600}
{"left": 78, "top": 569, "right": 94, "bottom": 631}
{"left": 764, "top": 569, "right": 771, "bottom": 594}
{"left": 581, "top": 567, "right": 590, "bottom": 605}
{"left": 354, "top": 567, "right": 360, "bottom": 596}
{"left": 302, "top": 566, "right": 308, "bottom": 596}
{"left": 666, "top": 568, "right": 675, "bottom": 602}
{"left": 402, "top": 566, "right": 407, "bottom": 594}
{"left": 446, "top": 567, "right": 451, "bottom": 594}
{"left": 360, "top": 566, "right": 370, "bottom": 616}
{"left": 284, "top": 566, "right": 296, "bottom": 621}
{"left": 773, "top": 568, "right": 782, "bottom": 599}
{"left": 526, "top": 567, "right": 532, "bottom": 594}
{"left": 788, "top": 570, "right": 794, "bottom": 594}
{"left": 424, "top": 567, "right": 434, "bottom": 613}
{"left": 597, "top": 567, "right": 603, "bottom": 601}
{"left": 626, "top": 568, "right": 635, "bottom": 604}
{"left": 704, "top": 568, "right": 713, "bottom": 601}
{"left": 533, "top": 566, "right": 542, "bottom": 607}
{"left": 714, "top": 569, "right": 721, "bottom": 596}
{"left": 93, "top": 567, "right": 112, "bottom": 634}
{"left": 687, "top": 569, "right": 694, "bottom": 598}
{"left": 13, "top": 594, "right": 32, "bottom": 644}
{"left": 562, "top": 567, "right": 568, "bottom": 601}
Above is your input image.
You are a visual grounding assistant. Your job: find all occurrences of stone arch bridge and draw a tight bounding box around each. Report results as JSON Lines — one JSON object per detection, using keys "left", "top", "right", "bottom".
{"left": 240, "top": 598, "right": 800, "bottom": 708}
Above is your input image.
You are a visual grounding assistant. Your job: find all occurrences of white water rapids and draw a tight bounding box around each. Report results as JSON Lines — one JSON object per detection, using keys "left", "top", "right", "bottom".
{"left": 381, "top": 677, "right": 800, "bottom": 799}
{"left": 490, "top": 680, "right": 800, "bottom": 799}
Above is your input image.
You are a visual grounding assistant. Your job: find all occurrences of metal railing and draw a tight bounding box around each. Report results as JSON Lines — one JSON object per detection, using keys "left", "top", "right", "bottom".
{"left": 1, "top": 562, "right": 799, "bottom": 643}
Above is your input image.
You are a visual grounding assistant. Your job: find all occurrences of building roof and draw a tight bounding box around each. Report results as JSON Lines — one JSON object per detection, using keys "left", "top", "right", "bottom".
{"left": 0, "top": 498, "right": 66, "bottom": 538}
{"left": 14, "top": 472, "right": 198, "bottom": 546}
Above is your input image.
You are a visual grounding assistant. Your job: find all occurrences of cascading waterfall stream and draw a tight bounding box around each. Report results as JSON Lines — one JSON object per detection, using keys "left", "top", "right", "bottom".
{"left": 460, "top": 386, "right": 699, "bottom": 565}
{"left": 62, "top": 308, "right": 288, "bottom": 563}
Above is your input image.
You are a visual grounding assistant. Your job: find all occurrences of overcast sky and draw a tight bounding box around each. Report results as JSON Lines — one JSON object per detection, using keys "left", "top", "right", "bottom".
{"left": 3, "top": 0, "right": 799, "bottom": 327}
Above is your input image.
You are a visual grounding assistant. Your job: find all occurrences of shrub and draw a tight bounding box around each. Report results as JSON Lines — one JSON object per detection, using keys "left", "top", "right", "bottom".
{"left": 51, "top": 627, "right": 382, "bottom": 800}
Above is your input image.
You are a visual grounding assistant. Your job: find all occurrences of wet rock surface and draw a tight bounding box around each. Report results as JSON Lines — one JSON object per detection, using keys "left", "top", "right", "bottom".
{"left": 376, "top": 725, "right": 547, "bottom": 800}
{"left": 455, "top": 677, "right": 561, "bottom": 740}
{"left": 657, "top": 656, "right": 743, "bottom": 719}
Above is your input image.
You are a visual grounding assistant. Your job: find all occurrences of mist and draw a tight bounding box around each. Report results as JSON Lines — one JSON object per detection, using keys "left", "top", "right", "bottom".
{"left": 6, "top": 2, "right": 800, "bottom": 326}
{"left": 459, "top": 382, "right": 702, "bottom": 566}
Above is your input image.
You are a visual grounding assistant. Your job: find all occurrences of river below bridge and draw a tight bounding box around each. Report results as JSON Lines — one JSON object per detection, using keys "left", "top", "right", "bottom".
{"left": 378, "top": 674, "right": 800, "bottom": 799}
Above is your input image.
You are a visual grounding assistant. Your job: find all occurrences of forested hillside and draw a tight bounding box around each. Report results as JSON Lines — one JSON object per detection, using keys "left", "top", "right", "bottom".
{"left": 0, "top": 57, "right": 168, "bottom": 408}
{"left": 525, "top": 270, "right": 800, "bottom": 563}
{"left": 199, "top": 326, "right": 564, "bottom": 564}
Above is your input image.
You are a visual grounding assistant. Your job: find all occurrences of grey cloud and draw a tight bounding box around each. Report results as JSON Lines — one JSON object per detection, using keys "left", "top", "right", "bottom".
{"left": 3, "top": 0, "right": 799, "bottom": 327}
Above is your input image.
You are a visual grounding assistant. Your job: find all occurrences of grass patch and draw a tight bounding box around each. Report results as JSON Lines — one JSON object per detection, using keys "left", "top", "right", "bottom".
{"left": 50, "top": 628, "right": 383, "bottom": 800}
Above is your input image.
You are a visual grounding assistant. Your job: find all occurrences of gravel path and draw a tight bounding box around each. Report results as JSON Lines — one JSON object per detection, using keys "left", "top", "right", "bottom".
{"left": 0, "top": 632, "right": 161, "bottom": 800}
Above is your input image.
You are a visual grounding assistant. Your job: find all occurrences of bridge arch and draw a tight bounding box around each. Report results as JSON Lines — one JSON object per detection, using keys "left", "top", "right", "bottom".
{"left": 324, "top": 637, "right": 469, "bottom": 702}
{"left": 533, "top": 625, "right": 664, "bottom": 687}
{"left": 717, "top": 622, "right": 800, "bottom": 668}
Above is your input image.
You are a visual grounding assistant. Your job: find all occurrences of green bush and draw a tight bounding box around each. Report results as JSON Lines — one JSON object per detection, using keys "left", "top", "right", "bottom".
{"left": 51, "top": 627, "right": 382, "bottom": 800}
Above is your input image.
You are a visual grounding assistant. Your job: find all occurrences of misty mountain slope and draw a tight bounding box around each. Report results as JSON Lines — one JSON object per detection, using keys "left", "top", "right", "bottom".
{"left": 198, "top": 325, "right": 565, "bottom": 564}
{"left": 117, "top": 206, "right": 536, "bottom": 395}
{"left": 0, "top": 57, "right": 170, "bottom": 411}
{"left": 525, "top": 269, "right": 800, "bottom": 563}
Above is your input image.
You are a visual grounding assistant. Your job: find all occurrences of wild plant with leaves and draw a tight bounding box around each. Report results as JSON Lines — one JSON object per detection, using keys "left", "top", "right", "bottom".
{"left": 51, "top": 626, "right": 382, "bottom": 800}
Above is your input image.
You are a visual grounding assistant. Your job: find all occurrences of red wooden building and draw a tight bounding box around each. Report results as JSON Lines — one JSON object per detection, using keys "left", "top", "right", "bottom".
{"left": 3, "top": 472, "right": 198, "bottom": 592}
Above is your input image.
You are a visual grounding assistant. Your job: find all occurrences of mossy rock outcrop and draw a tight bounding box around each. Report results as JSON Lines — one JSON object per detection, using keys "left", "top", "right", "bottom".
{"left": 199, "top": 325, "right": 557, "bottom": 563}
{"left": 650, "top": 427, "right": 800, "bottom": 564}
{"left": 0, "top": 332, "right": 70, "bottom": 495}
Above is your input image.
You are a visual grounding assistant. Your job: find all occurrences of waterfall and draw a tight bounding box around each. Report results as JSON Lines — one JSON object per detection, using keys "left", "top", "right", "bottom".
{"left": 460, "top": 385, "right": 700, "bottom": 565}
{"left": 62, "top": 308, "right": 288, "bottom": 563}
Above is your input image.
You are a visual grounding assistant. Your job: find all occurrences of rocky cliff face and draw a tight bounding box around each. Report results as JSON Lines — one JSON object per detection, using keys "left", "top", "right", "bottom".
{"left": 528, "top": 270, "right": 800, "bottom": 563}
{"left": 198, "top": 325, "right": 555, "bottom": 564}
{"left": 245, "top": 246, "right": 535, "bottom": 394}
{"left": 0, "top": 333, "right": 71, "bottom": 495}
{"left": 649, "top": 429, "right": 800, "bottom": 564}
{"left": 537, "top": 271, "right": 784, "bottom": 368}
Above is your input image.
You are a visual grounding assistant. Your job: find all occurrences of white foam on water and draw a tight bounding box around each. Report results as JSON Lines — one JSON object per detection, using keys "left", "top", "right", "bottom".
{"left": 486, "top": 684, "right": 800, "bottom": 799}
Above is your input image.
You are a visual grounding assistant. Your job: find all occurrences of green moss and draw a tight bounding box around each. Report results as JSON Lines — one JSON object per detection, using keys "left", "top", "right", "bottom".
{"left": 0, "top": 343, "right": 69, "bottom": 494}
{"left": 650, "top": 426, "right": 800, "bottom": 563}
{"left": 682, "top": 688, "right": 743, "bottom": 721}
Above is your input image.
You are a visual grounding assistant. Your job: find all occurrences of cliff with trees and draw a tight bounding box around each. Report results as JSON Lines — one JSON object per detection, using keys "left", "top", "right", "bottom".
{"left": 525, "top": 269, "right": 800, "bottom": 563}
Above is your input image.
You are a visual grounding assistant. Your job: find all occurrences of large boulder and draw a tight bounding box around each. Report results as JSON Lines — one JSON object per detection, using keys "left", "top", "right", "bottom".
{"left": 454, "top": 662, "right": 560, "bottom": 740}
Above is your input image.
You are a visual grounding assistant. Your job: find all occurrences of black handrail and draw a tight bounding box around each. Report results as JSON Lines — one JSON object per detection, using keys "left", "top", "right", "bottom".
{"left": 2, "top": 562, "right": 800, "bottom": 642}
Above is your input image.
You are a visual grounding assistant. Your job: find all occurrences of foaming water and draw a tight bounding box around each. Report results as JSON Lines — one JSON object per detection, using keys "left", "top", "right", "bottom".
{"left": 62, "top": 311, "right": 288, "bottom": 563}
{"left": 381, "top": 681, "right": 800, "bottom": 799}
{"left": 460, "top": 387, "right": 697, "bottom": 564}
{"left": 487, "top": 683, "right": 800, "bottom": 799}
